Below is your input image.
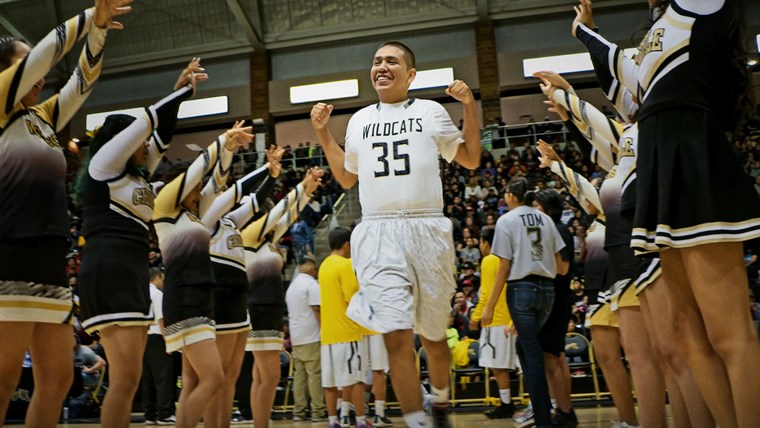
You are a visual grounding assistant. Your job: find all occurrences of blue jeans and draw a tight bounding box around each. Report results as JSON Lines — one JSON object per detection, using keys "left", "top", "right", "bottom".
{"left": 507, "top": 279, "right": 555, "bottom": 427}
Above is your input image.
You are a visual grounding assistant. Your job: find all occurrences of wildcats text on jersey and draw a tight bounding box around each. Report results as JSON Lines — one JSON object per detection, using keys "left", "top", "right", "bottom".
{"left": 362, "top": 118, "right": 423, "bottom": 139}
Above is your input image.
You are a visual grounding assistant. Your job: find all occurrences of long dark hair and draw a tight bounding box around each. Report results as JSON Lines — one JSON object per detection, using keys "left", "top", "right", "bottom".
{"left": 535, "top": 189, "right": 563, "bottom": 223}
{"left": 75, "top": 114, "right": 141, "bottom": 201}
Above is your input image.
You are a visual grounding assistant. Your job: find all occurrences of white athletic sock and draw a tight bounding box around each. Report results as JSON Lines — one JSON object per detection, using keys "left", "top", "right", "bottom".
{"left": 356, "top": 415, "right": 367, "bottom": 425}
{"left": 341, "top": 401, "right": 351, "bottom": 420}
{"left": 551, "top": 398, "right": 557, "bottom": 409}
{"left": 430, "top": 386, "right": 449, "bottom": 405}
{"left": 499, "top": 388, "right": 512, "bottom": 404}
{"left": 329, "top": 416, "right": 339, "bottom": 424}
{"left": 403, "top": 410, "right": 429, "bottom": 427}
{"left": 375, "top": 400, "right": 386, "bottom": 417}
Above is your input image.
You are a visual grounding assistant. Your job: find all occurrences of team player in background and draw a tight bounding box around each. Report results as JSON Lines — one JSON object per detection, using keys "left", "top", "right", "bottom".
{"left": 152, "top": 122, "right": 252, "bottom": 427}
{"left": 0, "top": 1, "right": 132, "bottom": 425}
{"left": 78, "top": 60, "right": 203, "bottom": 427}
{"left": 480, "top": 177, "right": 567, "bottom": 428}
{"left": 311, "top": 40, "right": 481, "bottom": 428}
{"left": 468, "top": 226, "right": 518, "bottom": 420}
{"left": 318, "top": 227, "right": 370, "bottom": 428}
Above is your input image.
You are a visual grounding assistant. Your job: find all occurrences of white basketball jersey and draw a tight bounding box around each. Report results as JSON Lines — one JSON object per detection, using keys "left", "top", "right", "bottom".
{"left": 344, "top": 98, "right": 463, "bottom": 214}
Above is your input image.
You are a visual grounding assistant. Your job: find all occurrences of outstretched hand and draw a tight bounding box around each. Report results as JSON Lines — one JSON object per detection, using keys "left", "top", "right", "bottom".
{"left": 265, "top": 145, "right": 285, "bottom": 178}
{"left": 445, "top": 80, "right": 475, "bottom": 105}
{"left": 533, "top": 71, "right": 571, "bottom": 91}
{"left": 224, "top": 120, "right": 254, "bottom": 151}
{"left": 537, "top": 139, "right": 561, "bottom": 168}
{"left": 310, "top": 103, "right": 334, "bottom": 133}
{"left": 174, "top": 57, "right": 208, "bottom": 93}
{"left": 572, "top": 0, "right": 595, "bottom": 37}
{"left": 544, "top": 99, "right": 570, "bottom": 122}
{"left": 94, "top": 0, "right": 134, "bottom": 30}
{"left": 303, "top": 167, "right": 324, "bottom": 194}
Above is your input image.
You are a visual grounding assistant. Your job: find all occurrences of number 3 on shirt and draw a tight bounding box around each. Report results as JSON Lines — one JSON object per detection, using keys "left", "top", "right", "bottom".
{"left": 373, "top": 139, "right": 410, "bottom": 177}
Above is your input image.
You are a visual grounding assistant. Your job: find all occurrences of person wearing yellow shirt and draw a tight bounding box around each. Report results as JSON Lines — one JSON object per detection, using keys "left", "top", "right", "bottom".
{"left": 469, "top": 226, "right": 517, "bottom": 419}
{"left": 319, "top": 227, "right": 370, "bottom": 428}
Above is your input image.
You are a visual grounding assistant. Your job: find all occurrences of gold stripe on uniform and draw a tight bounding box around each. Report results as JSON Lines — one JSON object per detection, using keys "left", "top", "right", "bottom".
{"left": 640, "top": 39, "right": 690, "bottom": 92}
{"left": 165, "top": 324, "right": 214, "bottom": 346}
{"left": 0, "top": 300, "right": 72, "bottom": 311}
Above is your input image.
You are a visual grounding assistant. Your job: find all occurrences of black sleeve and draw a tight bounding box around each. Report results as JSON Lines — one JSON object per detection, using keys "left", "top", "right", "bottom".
{"left": 558, "top": 223, "right": 575, "bottom": 262}
{"left": 251, "top": 175, "right": 277, "bottom": 207}
{"left": 153, "top": 85, "right": 193, "bottom": 151}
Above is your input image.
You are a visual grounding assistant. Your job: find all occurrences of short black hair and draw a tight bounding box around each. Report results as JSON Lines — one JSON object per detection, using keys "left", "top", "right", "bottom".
{"left": 378, "top": 41, "right": 416, "bottom": 69}
{"left": 149, "top": 267, "right": 164, "bottom": 281}
{"left": 300, "top": 257, "right": 316, "bottom": 267}
{"left": 328, "top": 227, "right": 351, "bottom": 250}
{"left": 480, "top": 226, "right": 495, "bottom": 247}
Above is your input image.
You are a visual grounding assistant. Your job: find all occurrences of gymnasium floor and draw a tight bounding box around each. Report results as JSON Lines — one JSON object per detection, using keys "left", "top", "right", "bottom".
{"left": 50, "top": 406, "right": 671, "bottom": 427}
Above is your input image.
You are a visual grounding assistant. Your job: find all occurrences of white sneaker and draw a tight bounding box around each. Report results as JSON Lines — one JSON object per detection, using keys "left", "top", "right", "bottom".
{"left": 156, "top": 415, "right": 176, "bottom": 425}
{"left": 513, "top": 411, "right": 535, "bottom": 428}
{"left": 611, "top": 421, "right": 641, "bottom": 428}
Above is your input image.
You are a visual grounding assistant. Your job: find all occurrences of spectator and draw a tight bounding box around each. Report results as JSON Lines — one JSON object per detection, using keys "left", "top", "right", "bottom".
{"left": 459, "top": 238, "right": 481, "bottom": 265}
{"left": 73, "top": 335, "right": 106, "bottom": 388}
{"left": 285, "top": 258, "right": 327, "bottom": 422}
{"left": 458, "top": 262, "right": 481, "bottom": 292}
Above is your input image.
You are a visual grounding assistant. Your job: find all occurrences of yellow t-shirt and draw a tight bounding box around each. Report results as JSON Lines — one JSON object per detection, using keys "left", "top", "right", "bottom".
{"left": 318, "top": 254, "right": 363, "bottom": 345}
{"left": 470, "top": 253, "right": 512, "bottom": 327}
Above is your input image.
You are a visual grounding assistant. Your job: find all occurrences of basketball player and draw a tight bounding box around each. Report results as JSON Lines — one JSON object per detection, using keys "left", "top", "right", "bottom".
{"left": 468, "top": 226, "right": 518, "bottom": 419}
{"left": 79, "top": 60, "right": 204, "bottom": 427}
{"left": 311, "top": 41, "right": 481, "bottom": 428}
{"left": 319, "top": 227, "right": 371, "bottom": 428}
{"left": 0, "top": 1, "right": 131, "bottom": 425}
{"left": 480, "top": 177, "right": 567, "bottom": 428}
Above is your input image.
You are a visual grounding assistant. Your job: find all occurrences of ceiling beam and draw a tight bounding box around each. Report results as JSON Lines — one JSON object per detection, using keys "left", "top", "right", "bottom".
{"left": 0, "top": 8, "right": 30, "bottom": 41}
{"left": 225, "top": 0, "right": 264, "bottom": 51}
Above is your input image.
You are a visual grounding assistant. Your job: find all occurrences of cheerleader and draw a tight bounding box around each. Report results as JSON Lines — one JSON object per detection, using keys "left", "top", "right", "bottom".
{"left": 241, "top": 168, "right": 323, "bottom": 428}
{"left": 78, "top": 60, "right": 204, "bottom": 427}
{"left": 536, "top": 142, "right": 639, "bottom": 427}
{"left": 0, "top": 1, "right": 131, "bottom": 425}
{"left": 198, "top": 146, "right": 283, "bottom": 428}
{"left": 152, "top": 122, "right": 252, "bottom": 427}
{"left": 573, "top": 0, "right": 760, "bottom": 423}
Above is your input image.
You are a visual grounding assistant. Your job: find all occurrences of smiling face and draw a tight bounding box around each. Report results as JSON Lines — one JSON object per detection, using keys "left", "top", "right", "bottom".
{"left": 371, "top": 45, "right": 416, "bottom": 103}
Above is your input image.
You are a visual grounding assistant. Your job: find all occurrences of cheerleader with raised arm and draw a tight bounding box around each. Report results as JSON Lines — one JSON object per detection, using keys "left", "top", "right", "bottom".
{"left": 0, "top": 1, "right": 132, "bottom": 425}
{"left": 198, "top": 146, "right": 284, "bottom": 428}
{"left": 152, "top": 121, "right": 252, "bottom": 427}
{"left": 573, "top": 0, "right": 754, "bottom": 422}
{"left": 241, "top": 167, "right": 323, "bottom": 428}
{"left": 78, "top": 60, "right": 205, "bottom": 427}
